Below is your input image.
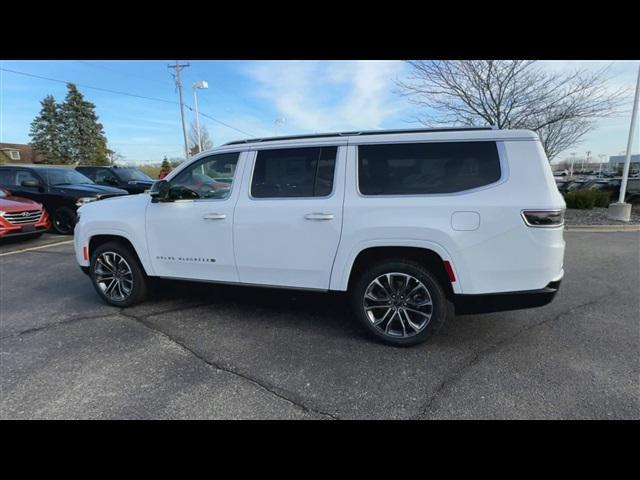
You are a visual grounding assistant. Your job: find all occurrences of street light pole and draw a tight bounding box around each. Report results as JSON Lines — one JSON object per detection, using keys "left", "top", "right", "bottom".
{"left": 193, "top": 80, "right": 209, "bottom": 153}
{"left": 569, "top": 152, "right": 576, "bottom": 177}
{"left": 618, "top": 65, "right": 640, "bottom": 204}
{"left": 608, "top": 64, "right": 640, "bottom": 221}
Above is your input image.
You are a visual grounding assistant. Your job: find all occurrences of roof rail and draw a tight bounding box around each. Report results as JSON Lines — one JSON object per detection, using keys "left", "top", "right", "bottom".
{"left": 222, "top": 126, "right": 494, "bottom": 146}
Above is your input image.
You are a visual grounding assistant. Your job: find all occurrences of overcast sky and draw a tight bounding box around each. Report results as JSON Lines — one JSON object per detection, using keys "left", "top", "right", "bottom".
{"left": 1, "top": 60, "right": 638, "bottom": 164}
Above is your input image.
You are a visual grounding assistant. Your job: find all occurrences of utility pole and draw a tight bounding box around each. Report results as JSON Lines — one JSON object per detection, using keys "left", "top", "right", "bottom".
{"left": 168, "top": 61, "right": 190, "bottom": 160}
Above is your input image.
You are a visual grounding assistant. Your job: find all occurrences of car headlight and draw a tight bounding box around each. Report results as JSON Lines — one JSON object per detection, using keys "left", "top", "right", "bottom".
{"left": 75, "top": 197, "right": 97, "bottom": 207}
{"left": 0, "top": 210, "right": 5, "bottom": 217}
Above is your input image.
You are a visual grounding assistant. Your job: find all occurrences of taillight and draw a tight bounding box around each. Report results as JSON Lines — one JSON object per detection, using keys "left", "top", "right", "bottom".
{"left": 521, "top": 209, "right": 565, "bottom": 227}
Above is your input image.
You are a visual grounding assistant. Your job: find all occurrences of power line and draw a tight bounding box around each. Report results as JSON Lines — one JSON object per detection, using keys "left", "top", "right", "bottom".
{"left": 0, "top": 66, "right": 255, "bottom": 138}
{"left": 75, "top": 60, "right": 172, "bottom": 88}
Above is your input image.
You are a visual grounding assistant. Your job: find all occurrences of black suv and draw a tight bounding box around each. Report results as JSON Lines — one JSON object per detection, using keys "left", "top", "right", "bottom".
{"left": 75, "top": 166, "right": 154, "bottom": 194}
{"left": 0, "top": 165, "right": 128, "bottom": 235}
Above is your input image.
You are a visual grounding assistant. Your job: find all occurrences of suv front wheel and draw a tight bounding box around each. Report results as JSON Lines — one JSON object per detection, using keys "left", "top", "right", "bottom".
{"left": 89, "top": 241, "right": 148, "bottom": 307}
{"left": 350, "top": 260, "right": 450, "bottom": 347}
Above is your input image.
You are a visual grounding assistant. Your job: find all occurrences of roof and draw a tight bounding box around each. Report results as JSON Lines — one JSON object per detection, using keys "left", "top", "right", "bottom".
{"left": 0, "top": 163, "right": 76, "bottom": 169}
{"left": 0, "top": 143, "right": 47, "bottom": 164}
{"left": 223, "top": 127, "right": 496, "bottom": 146}
{"left": 219, "top": 127, "right": 539, "bottom": 150}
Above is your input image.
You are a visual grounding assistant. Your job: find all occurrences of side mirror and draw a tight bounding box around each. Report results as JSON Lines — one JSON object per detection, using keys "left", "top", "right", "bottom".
{"left": 21, "top": 180, "right": 42, "bottom": 188}
{"left": 150, "top": 180, "right": 171, "bottom": 203}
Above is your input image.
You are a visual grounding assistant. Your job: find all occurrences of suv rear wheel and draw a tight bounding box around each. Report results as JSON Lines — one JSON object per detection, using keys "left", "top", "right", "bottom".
{"left": 89, "top": 241, "right": 148, "bottom": 307}
{"left": 350, "top": 259, "right": 450, "bottom": 347}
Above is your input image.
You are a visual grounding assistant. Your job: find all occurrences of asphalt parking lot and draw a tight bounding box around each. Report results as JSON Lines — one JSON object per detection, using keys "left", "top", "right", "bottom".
{"left": 1, "top": 232, "right": 638, "bottom": 419}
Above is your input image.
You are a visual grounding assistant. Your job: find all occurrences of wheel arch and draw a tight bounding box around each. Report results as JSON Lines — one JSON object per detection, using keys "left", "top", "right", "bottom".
{"left": 88, "top": 233, "right": 150, "bottom": 275}
{"left": 332, "top": 241, "right": 462, "bottom": 297}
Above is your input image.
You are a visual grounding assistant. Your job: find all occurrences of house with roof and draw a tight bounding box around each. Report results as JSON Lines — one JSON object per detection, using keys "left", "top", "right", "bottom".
{"left": 0, "top": 143, "right": 47, "bottom": 164}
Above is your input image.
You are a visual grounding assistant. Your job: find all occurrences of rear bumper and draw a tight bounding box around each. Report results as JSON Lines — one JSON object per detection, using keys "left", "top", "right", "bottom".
{"left": 454, "top": 277, "right": 562, "bottom": 315}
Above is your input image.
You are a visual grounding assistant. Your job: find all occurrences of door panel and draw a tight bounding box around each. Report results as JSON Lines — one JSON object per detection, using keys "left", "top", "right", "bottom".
{"left": 145, "top": 151, "right": 246, "bottom": 282}
{"left": 234, "top": 146, "right": 346, "bottom": 289}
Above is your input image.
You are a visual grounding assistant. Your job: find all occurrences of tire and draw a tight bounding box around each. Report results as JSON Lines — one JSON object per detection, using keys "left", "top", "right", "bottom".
{"left": 350, "top": 259, "right": 450, "bottom": 347}
{"left": 89, "top": 241, "right": 148, "bottom": 307}
{"left": 51, "top": 207, "right": 76, "bottom": 235}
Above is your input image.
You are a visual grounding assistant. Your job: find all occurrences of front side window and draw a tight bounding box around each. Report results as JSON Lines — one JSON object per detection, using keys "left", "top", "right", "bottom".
{"left": 358, "top": 142, "right": 501, "bottom": 195}
{"left": 95, "top": 169, "right": 119, "bottom": 185}
{"left": 169, "top": 152, "right": 239, "bottom": 200}
{"left": 15, "top": 169, "right": 41, "bottom": 186}
{"left": 251, "top": 146, "right": 337, "bottom": 198}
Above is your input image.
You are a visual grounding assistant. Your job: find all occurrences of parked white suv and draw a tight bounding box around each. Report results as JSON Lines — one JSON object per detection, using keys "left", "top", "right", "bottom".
{"left": 74, "top": 128, "right": 566, "bottom": 346}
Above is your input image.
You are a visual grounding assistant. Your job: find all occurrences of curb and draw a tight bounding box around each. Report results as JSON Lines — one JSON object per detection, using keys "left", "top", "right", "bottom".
{"left": 565, "top": 224, "right": 640, "bottom": 232}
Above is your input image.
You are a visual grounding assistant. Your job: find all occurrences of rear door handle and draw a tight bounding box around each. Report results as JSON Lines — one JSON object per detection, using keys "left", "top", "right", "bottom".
{"left": 203, "top": 213, "right": 226, "bottom": 220}
{"left": 304, "top": 212, "right": 334, "bottom": 221}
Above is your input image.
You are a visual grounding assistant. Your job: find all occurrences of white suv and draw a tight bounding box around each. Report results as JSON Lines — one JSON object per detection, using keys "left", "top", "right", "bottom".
{"left": 74, "top": 127, "right": 566, "bottom": 346}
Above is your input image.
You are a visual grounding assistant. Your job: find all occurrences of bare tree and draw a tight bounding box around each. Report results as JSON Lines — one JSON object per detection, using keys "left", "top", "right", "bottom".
{"left": 106, "top": 148, "right": 125, "bottom": 165}
{"left": 188, "top": 120, "right": 214, "bottom": 156}
{"left": 396, "top": 61, "right": 627, "bottom": 159}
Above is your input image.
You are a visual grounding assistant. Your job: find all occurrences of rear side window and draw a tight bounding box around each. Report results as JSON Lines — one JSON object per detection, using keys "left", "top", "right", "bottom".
{"left": 251, "top": 146, "right": 337, "bottom": 198}
{"left": 358, "top": 141, "right": 501, "bottom": 195}
{"left": 77, "top": 168, "right": 96, "bottom": 181}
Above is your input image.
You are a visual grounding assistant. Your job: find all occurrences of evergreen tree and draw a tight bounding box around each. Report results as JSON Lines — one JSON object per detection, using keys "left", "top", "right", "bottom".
{"left": 58, "top": 83, "right": 109, "bottom": 165}
{"left": 29, "top": 95, "right": 63, "bottom": 164}
{"left": 160, "top": 157, "right": 172, "bottom": 171}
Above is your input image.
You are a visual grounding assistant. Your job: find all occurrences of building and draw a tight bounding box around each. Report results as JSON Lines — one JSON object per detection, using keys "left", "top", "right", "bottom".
{"left": 609, "top": 154, "right": 640, "bottom": 172}
{"left": 0, "top": 143, "right": 47, "bottom": 164}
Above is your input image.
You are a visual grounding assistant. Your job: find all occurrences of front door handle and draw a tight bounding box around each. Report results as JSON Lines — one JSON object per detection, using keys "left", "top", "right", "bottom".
{"left": 304, "top": 212, "right": 334, "bottom": 221}
{"left": 203, "top": 213, "right": 226, "bottom": 220}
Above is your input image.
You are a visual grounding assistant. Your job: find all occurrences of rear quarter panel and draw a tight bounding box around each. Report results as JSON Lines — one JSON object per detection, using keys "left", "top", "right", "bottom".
{"left": 331, "top": 139, "right": 565, "bottom": 294}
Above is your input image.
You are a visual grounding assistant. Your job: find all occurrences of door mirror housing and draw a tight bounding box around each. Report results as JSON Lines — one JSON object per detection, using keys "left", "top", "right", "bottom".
{"left": 150, "top": 180, "right": 171, "bottom": 203}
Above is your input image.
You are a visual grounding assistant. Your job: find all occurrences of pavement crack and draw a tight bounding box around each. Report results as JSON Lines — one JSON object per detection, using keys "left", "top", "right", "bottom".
{"left": 0, "top": 312, "right": 118, "bottom": 340}
{"left": 119, "top": 309, "right": 339, "bottom": 420}
{"left": 414, "top": 293, "right": 612, "bottom": 419}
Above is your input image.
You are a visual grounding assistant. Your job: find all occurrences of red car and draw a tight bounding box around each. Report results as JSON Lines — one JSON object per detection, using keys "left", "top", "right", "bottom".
{"left": 0, "top": 188, "right": 51, "bottom": 239}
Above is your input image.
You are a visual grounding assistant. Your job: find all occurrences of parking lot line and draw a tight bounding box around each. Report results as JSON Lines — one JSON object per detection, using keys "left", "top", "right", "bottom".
{"left": 0, "top": 240, "right": 74, "bottom": 257}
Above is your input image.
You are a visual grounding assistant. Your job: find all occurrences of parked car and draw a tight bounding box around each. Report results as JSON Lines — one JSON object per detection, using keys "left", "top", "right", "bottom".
{"left": 75, "top": 166, "right": 154, "bottom": 194}
{"left": 74, "top": 127, "right": 566, "bottom": 346}
{"left": 0, "top": 188, "right": 51, "bottom": 239}
{"left": 564, "top": 180, "right": 588, "bottom": 192}
{"left": 555, "top": 179, "right": 570, "bottom": 193}
{"left": 0, "top": 165, "right": 128, "bottom": 235}
{"left": 578, "top": 178, "right": 640, "bottom": 204}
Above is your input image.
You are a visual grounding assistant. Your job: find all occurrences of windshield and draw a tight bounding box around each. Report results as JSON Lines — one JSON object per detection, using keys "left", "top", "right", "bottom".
{"left": 115, "top": 168, "right": 152, "bottom": 182}
{"left": 42, "top": 169, "right": 94, "bottom": 186}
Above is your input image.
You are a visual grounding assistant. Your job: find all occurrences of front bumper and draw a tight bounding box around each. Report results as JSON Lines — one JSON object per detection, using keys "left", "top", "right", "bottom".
{"left": 454, "top": 276, "right": 562, "bottom": 315}
{"left": 0, "top": 212, "right": 50, "bottom": 238}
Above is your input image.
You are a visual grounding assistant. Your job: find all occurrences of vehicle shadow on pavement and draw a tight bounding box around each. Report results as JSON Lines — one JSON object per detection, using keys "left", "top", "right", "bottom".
{"left": 149, "top": 278, "right": 356, "bottom": 329}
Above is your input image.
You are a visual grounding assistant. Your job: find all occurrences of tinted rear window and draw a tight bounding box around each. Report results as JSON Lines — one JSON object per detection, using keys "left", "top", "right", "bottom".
{"left": 358, "top": 141, "right": 501, "bottom": 195}
{"left": 251, "top": 146, "right": 337, "bottom": 198}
